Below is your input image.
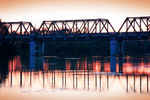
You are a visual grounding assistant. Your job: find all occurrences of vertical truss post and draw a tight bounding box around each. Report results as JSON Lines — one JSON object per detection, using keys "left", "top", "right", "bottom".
{"left": 11, "top": 23, "right": 12, "bottom": 35}
{"left": 87, "top": 21, "right": 89, "bottom": 39}
{"left": 30, "top": 23, "right": 32, "bottom": 34}
{"left": 43, "top": 22, "right": 45, "bottom": 40}
{"left": 20, "top": 22, "right": 22, "bottom": 40}
{"left": 75, "top": 21, "right": 78, "bottom": 39}
{"left": 147, "top": 18, "right": 149, "bottom": 33}
{"left": 99, "top": 21, "right": 101, "bottom": 38}
{"left": 140, "top": 19, "right": 142, "bottom": 32}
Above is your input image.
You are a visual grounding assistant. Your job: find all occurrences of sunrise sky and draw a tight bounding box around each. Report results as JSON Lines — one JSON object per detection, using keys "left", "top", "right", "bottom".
{"left": 0, "top": 0, "right": 150, "bottom": 30}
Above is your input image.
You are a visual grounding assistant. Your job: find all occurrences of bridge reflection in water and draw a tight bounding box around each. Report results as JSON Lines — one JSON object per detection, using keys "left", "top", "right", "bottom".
{"left": 7, "top": 70, "right": 150, "bottom": 93}
{"left": 0, "top": 55, "right": 148, "bottom": 94}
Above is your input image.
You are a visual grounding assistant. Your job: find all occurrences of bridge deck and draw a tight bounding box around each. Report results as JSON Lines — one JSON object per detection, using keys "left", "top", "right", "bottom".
{"left": 0, "top": 32, "right": 150, "bottom": 41}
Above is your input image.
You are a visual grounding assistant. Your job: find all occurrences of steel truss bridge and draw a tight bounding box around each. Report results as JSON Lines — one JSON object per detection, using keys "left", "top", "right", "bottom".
{"left": 0, "top": 16, "right": 150, "bottom": 41}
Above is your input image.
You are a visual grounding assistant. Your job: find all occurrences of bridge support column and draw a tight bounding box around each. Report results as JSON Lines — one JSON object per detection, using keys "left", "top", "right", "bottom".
{"left": 118, "top": 40, "right": 124, "bottom": 56}
{"left": 118, "top": 40, "right": 124, "bottom": 73}
{"left": 30, "top": 56, "right": 44, "bottom": 70}
{"left": 110, "top": 40, "right": 124, "bottom": 72}
{"left": 110, "top": 40, "right": 117, "bottom": 72}
{"left": 110, "top": 40, "right": 117, "bottom": 56}
{"left": 29, "top": 41, "right": 45, "bottom": 56}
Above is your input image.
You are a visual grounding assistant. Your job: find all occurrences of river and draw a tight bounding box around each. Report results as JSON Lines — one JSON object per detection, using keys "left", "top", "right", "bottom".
{"left": 0, "top": 53, "right": 150, "bottom": 100}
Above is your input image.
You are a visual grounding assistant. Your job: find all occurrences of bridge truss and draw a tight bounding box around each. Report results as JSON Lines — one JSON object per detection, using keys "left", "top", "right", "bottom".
{"left": 117, "top": 16, "right": 150, "bottom": 39}
{"left": 0, "top": 22, "right": 36, "bottom": 41}
{"left": 36, "top": 18, "right": 116, "bottom": 40}
{"left": 0, "top": 16, "right": 150, "bottom": 41}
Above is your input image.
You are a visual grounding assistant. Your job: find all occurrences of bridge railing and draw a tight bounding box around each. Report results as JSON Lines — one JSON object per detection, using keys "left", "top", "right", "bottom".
{"left": 36, "top": 18, "right": 116, "bottom": 39}
{"left": 118, "top": 16, "right": 150, "bottom": 38}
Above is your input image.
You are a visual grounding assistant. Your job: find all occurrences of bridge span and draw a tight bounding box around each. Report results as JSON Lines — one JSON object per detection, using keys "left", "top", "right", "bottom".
{"left": 0, "top": 16, "right": 150, "bottom": 41}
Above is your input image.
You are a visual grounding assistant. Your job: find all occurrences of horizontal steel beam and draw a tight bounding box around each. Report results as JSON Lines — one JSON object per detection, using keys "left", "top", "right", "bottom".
{"left": 127, "top": 16, "right": 150, "bottom": 19}
{"left": 43, "top": 18, "right": 108, "bottom": 23}
{"left": 2, "top": 21, "right": 32, "bottom": 24}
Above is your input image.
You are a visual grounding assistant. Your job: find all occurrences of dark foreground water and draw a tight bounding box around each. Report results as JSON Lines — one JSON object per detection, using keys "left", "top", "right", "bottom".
{"left": 0, "top": 53, "right": 150, "bottom": 100}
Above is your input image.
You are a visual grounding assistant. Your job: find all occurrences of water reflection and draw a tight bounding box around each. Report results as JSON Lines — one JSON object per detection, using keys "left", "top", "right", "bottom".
{"left": 0, "top": 55, "right": 150, "bottom": 94}
{"left": 0, "top": 56, "right": 9, "bottom": 87}
{"left": 3, "top": 69, "right": 150, "bottom": 93}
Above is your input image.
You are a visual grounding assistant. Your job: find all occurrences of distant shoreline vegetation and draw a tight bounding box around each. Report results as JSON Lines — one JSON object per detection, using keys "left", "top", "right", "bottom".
{"left": 0, "top": 40, "right": 150, "bottom": 56}
{"left": 44, "top": 40, "right": 150, "bottom": 56}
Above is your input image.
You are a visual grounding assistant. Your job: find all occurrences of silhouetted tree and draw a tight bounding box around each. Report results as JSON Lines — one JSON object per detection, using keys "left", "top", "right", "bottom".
{"left": 0, "top": 19, "right": 9, "bottom": 35}
{"left": 0, "top": 19, "right": 2, "bottom": 34}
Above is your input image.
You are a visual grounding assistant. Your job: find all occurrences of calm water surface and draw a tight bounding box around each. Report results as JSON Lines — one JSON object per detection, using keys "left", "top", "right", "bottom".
{"left": 0, "top": 54, "right": 150, "bottom": 100}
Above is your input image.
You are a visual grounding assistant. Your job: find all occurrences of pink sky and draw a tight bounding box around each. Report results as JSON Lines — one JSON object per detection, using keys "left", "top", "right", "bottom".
{"left": 0, "top": 0, "right": 150, "bottom": 30}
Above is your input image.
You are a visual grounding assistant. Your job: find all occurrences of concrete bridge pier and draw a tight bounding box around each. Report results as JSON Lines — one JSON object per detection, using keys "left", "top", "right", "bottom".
{"left": 110, "top": 40, "right": 117, "bottom": 72}
{"left": 118, "top": 40, "right": 124, "bottom": 73}
{"left": 110, "top": 40, "right": 124, "bottom": 72}
{"left": 29, "top": 41, "right": 45, "bottom": 56}
{"left": 118, "top": 40, "right": 124, "bottom": 56}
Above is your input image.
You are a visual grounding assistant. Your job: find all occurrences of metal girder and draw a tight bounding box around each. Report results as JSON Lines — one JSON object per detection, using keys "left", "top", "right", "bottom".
{"left": 36, "top": 18, "right": 116, "bottom": 39}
